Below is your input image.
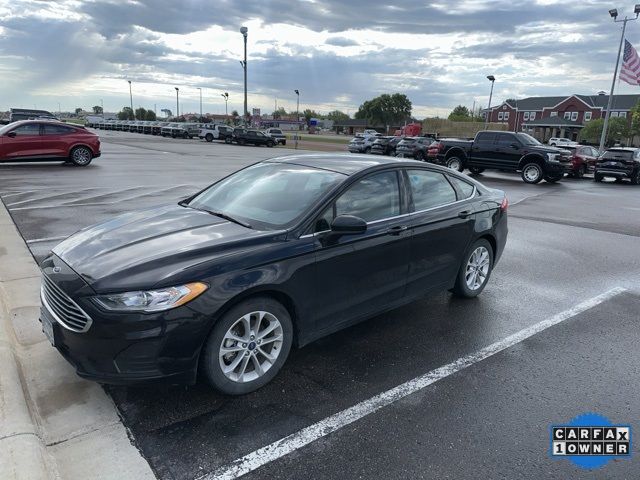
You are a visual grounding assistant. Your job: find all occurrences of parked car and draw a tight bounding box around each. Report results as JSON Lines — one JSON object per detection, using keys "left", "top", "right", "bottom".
{"left": 548, "top": 137, "right": 577, "bottom": 147}
{"left": 233, "top": 129, "right": 275, "bottom": 147}
{"left": 594, "top": 147, "right": 640, "bottom": 184}
{"left": 371, "top": 136, "right": 402, "bottom": 156}
{"left": 347, "top": 134, "right": 378, "bottom": 153}
{"left": 0, "top": 120, "right": 100, "bottom": 166}
{"left": 40, "top": 154, "right": 508, "bottom": 394}
{"left": 362, "top": 129, "right": 381, "bottom": 137}
{"left": 427, "top": 131, "right": 571, "bottom": 183}
{"left": 264, "top": 128, "right": 287, "bottom": 145}
{"left": 556, "top": 145, "right": 599, "bottom": 178}
{"left": 395, "top": 136, "right": 434, "bottom": 160}
{"left": 199, "top": 124, "right": 234, "bottom": 143}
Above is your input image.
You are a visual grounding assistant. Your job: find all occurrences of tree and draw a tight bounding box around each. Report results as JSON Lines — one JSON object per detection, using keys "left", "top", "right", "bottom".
{"left": 579, "top": 116, "right": 630, "bottom": 146}
{"left": 117, "top": 107, "right": 134, "bottom": 120}
{"left": 326, "top": 110, "right": 350, "bottom": 122}
{"left": 134, "top": 107, "right": 147, "bottom": 120}
{"left": 354, "top": 93, "right": 412, "bottom": 131}
{"left": 302, "top": 108, "right": 320, "bottom": 123}
{"left": 448, "top": 105, "right": 471, "bottom": 122}
{"left": 161, "top": 108, "right": 172, "bottom": 118}
{"left": 272, "top": 107, "right": 287, "bottom": 119}
{"left": 75, "top": 107, "right": 82, "bottom": 115}
{"left": 145, "top": 110, "right": 156, "bottom": 121}
{"left": 92, "top": 105, "right": 103, "bottom": 114}
{"left": 629, "top": 101, "right": 640, "bottom": 140}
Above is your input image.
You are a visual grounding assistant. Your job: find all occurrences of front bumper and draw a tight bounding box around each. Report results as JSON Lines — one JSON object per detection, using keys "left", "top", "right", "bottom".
{"left": 348, "top": 144, "right": 366, "bottom": 152}
{"left": 39, "top": 255, "right": 211, "bottom": 386}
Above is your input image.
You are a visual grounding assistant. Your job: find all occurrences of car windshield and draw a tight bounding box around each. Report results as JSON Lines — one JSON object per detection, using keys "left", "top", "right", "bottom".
{"left": 187, "top": 162, "right": 345, "bottom": 229}
{"left": 516, "top": 133, "right": 542, "bottom": 146}
{"left": 602, "top": 150, "right": 634, "bottom": 160}
{"left": 0, "top": 123, "right": 21, "bottom": 135}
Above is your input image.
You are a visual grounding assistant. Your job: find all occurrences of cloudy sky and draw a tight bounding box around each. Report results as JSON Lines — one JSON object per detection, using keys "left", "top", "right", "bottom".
{"left": 1, "top": 0, "right": 640, "bottom": 118}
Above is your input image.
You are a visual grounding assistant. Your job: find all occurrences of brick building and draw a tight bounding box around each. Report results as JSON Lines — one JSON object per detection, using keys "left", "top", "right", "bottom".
{"left": 483, "top": 93, "right": 640, "bottom": 142}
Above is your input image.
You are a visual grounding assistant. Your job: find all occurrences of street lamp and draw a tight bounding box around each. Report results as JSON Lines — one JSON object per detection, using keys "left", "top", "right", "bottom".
{"left": 599, "top": 5, "right": 640, "bottom": 151}
{"left": 175, "top": 87, "right": 179, "bottom": 119}
{"left": 100, "top": 99, "right": 104, "bottom": 119}
{"left": 484, "top": 75, "right": 496, "bottom": 130}
{"left": 294, "top": 89, "right": 300, "bottom": 149}
{"left": 197, "top": 87, "right": 203, "bottom": 120}
{"left": 127, "top": 80, "right": 133, "bottom": 118}
{"left": 221, "top": 92, "right": 229, "bottom": 118}
{"left": 240, "top": 26, "right": 248, "bottom": 125}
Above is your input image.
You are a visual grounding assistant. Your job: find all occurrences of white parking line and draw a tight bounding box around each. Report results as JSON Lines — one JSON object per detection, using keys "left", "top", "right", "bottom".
{"left": 203, "top": 287, "right": 627, "bottom": 480}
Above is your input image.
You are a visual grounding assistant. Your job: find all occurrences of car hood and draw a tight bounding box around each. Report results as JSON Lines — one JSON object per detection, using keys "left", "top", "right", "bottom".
{"left": 531, "top": 145, "right": 565, "bottom": 154}
{"left": 52, "top": 204, "right": 281, "bottom": 292}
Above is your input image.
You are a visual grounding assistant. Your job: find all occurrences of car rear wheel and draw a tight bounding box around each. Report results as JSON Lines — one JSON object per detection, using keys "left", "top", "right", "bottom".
{"left": 414, "top": 151, "right": 424, "bottom": 161}
{"left": 521, "top": 163, "right": 543, "bottom": 184}
{"left": 594, "top": 172, "right": 603, "bottom": 182}
{"left": 452, "top": 239, "right": 493, "bottom": 298}
{"left": 238, "top": 138, "right": 246, "bottom": 145}
{"left": 201, "top": 297, "right": 293, "bottom": 395}
{"left": 225, "top": 136, "right": 232, "bottom": 144}
{"left": 468, "top": 166, "right": 485, "bottom": 175}
{"left": 446, "top": 156, "right": 464, "bottom": 172}
{"left": 631, "top": 169, "right": 640, "bottom": 185}
{"left": 364, "top": 147, "right": 371, "bottom": 154}
{"left": 69, "top": 146, "right": 93, "bottom": 166}
{"left": 266, "top": 140, "right": 274, "bottom": 148}
{"left": 205, "top": 134, "right": 213, "bottom": 142}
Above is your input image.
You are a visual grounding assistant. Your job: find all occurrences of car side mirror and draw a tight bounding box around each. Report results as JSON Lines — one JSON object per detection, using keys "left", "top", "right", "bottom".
{"left": 510, "top": 143, "right": 519, "bottom": 149}
{"left": 330, "top": 215, "right": 367, "bottom": 235}
{"left": 7, "top": 131, "right": 17, "bottom": 138}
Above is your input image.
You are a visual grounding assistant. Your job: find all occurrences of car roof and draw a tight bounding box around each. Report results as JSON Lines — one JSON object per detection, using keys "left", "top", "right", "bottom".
{"left": 267, "top": 153, "right": 429, "bottom": 175}
{"left": 606, "top": 147, "right": 637, "bottom": 151}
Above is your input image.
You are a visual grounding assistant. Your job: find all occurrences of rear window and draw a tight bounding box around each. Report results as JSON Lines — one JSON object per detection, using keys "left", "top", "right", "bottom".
{"left": 475, "top": 132, "right": 497, "bottom": 143}
{"left": 602, "top": 150, "right": 634, "bottom": 160}
{"left": 448, "top": 176, "right": 475, "bottom": 199}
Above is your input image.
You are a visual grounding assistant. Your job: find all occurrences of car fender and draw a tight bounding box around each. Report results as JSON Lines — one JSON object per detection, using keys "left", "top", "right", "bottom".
{"left": 518, "top": 153, "right": 546, "bottom": 169}
{"left": 67, "top": 142, "right": 97, "bottom": 156}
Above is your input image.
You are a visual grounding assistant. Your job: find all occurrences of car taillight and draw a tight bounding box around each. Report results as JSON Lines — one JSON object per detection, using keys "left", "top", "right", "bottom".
{"left": 500, "top": 196, "right": 508, "bottom": 212}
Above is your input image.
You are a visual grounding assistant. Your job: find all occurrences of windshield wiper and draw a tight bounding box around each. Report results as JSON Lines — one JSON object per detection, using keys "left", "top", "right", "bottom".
{"left": 180, "top": 202, "right": 251, "bottom": 228}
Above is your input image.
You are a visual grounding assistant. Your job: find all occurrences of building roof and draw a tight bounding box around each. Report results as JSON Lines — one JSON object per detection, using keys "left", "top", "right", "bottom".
{"left": 494, "top": 94, "right": 640, "bottom": 112}
{"left": 522, "top": 117, "right": 584, "bottom": 128}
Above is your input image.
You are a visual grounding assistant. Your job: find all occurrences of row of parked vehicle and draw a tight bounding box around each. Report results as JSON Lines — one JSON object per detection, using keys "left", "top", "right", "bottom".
{"left": 348, "top": 130, "right": 640, "bottom": 185}
{"left": 89, "top": 119, "right": 202, "bottom": 138}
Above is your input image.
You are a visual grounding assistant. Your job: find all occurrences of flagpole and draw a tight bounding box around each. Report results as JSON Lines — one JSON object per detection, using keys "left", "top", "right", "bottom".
{"left": 599, "top": 8, "right": 639, "bottom": 152}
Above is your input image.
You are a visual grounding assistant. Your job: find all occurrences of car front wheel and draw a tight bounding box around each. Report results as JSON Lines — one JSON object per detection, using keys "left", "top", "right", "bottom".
{"left": 521, "top": 162, "right": 543, "bottom": 184}
{"left": 631, "top": 169, "right": 640, "bottom": 185}
{"left": 446, "top": 156, "right": 464, "bottom": 172}
{"left": 452, "top": 239, "right": 494, "bottom": 298}
{"left": 69, "top": 146, "right": 93, "bottom": 166}
{"left": 225, "top": 137, "right": 232, "bottom": 144}
{"left": 201, "top": 297, "right": 293, "bottom": 395}
{"left": 205, "top": 134, "right": 213, "bottom": 142}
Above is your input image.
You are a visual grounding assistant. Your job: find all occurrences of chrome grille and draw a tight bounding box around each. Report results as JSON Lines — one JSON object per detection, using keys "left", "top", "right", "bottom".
{"left": 41, "top": 273, "right": 92, "bottom": 333}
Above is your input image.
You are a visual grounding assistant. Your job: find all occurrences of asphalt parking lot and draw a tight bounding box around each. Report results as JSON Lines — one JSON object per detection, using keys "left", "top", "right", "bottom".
{"left": 1, "top": 131, "right": 639, "bottom": 479}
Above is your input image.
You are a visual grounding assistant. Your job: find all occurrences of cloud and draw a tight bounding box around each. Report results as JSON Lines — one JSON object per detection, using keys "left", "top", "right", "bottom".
{"left": 325, "top": 36, "right": 360, "bottom": 47}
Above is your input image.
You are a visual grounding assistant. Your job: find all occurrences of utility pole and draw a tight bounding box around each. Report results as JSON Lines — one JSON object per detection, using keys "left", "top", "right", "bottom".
{"left": 128, "top": 80, "right": 133, "bottom": 113}
{"left": 175, "top": 87, "right": 180, "bottom": 118}
{"left": 240, "top": 26, "right": 248, "bottom": 125}
{"left": 484, "top": 75, "right": 495, "bottom": 130}
{"left": 599, "top": 7, "right": 640, "bottom": 152}
{"left": 294, "top": 89, "right": 300, "bottom": 149}
{"left": 197, "top": 87, "right": 202, "bottom": 120}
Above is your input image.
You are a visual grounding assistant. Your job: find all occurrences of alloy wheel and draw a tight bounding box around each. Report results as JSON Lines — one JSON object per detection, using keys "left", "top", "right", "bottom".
{"left": 465, "top": 246, "right": 490, "bottom": 291}
{"left": 218, "top": 311, "right": 283, "bottom": 383}
{"left": 72, "top": 147, "right": 91, "bottom": 165}
{"left": 523, "top": 165, "right": 541, "bottom": 183}
{"left": 447, "top": 157, "right": 461, "bottom": 170}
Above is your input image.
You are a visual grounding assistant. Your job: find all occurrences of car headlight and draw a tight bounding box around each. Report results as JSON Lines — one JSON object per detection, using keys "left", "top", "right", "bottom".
{"left": 547, "top": 153, "right": 560, "bottom": 162}
{"left": 93, "top": 282, "right": 208, "bottom": 312}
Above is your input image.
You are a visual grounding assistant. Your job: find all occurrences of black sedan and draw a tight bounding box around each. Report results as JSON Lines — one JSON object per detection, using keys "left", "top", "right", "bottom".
{"left": 39, "top": 154, "right": 508, "bottom": 395}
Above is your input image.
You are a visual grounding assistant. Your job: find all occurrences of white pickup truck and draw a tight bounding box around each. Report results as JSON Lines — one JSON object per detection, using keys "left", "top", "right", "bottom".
{"left": 199, "top": 124, "right": 233, "bottom": 142}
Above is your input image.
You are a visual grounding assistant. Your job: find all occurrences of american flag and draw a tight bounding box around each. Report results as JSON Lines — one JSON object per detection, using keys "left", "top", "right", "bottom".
{"left": 620, "top": 39, "right": 640, "bottom": 85}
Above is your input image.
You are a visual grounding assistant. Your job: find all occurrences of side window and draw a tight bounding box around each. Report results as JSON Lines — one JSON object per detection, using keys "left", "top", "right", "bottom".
{"left": 11, "top": 124, "right": 41, "bottom": 136}
{"left": 448, "top": 176, "right": 475, "bottom": 199}
{"left": 43, "top": 125, "right": 74, "bottom": 135}
{"left": 496, "top": 134, "right": 515, "bottom": 146}
{"left": 335, "top": 171, "right": 400, "bottom": 222}
{"left": 407, "top": 170, "right": 457, "bottom": 211}
{"left": 475, "top": 132, "right": 497, "bottom": 144}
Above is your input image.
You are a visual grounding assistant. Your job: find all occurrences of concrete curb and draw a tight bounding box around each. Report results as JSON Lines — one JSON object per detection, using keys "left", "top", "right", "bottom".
{"left": 0, "top": 200, "right": 155, "bottom": 480}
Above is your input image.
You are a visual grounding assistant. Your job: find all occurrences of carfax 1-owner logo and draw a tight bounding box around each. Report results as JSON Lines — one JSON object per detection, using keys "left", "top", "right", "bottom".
{"left": 550, "top": 413, "right": 632, "bottom": 469}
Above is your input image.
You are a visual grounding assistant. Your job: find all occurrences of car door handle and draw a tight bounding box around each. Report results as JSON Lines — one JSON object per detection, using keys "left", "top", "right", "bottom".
{"left": 386, "top": 225, "right": 408, "bottom": 236}
{"left": 458, "top": 210, "right": 472, "bottom": 219}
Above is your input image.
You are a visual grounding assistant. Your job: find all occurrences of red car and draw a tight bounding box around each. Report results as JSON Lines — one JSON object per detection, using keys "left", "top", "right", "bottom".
{"left": 556, "top": 145, "right": 599, "bottom": 178}
{"left": 0, "top": 120, "right": 100, "bottom": 166}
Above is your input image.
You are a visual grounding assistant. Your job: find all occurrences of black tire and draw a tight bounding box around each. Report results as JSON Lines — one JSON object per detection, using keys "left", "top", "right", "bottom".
{"left": 414, "top": 151, "right": 424, "bottom": 161}
{"left": 266, "top": 140, "right": 274, "bottom": 148}
{"left": 446, "top": 155, "right": 464, "bottom": 172}
{"left": 183, "top": 132, "right": 189, "bottom": 139}
{"left": 631, "top": 169, "right": 640, "bottom": 185}
{"left": 468, "top": 166, "right": 485, "bottom": 175}
{"left": 201, "top": 296, "right": 293, "bottom": 395}
{"left": 594, "top": 173, "right": 603, "bottom": 182}
{"left": 452, "top": 239, "right": 494, "bottom": 298}
{"left": 225, "top": 136, "right": 232, "bottom": 144}
{"left": 544, "top": 173, "right": 563, "bottom": 183}
{"left": 238, "top": 138, "right": 246, "bottom": 145}
{"left": 205, "top": 134, "right": 213, "bottom": 142}
{"left": 364, "top": 147, "right": 371, "bottom": 154}
{"left": 521, "top": 162, "right": 543, "bottom": 184}
{"left": 69, "top": 146, "right": 93, "bottom": 166}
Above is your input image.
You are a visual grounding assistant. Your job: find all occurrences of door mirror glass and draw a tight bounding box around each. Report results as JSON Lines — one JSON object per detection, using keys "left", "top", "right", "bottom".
{"left": 330, "top": 215, "right": 367, "bottom": 235}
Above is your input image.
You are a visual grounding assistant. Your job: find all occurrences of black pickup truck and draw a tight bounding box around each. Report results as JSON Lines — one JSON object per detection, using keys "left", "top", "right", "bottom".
{"left": 427, "top": 131, "right": 572, "bottom": 183}
{"left": 232, "top": 128, "right": 276, "bottom": 147}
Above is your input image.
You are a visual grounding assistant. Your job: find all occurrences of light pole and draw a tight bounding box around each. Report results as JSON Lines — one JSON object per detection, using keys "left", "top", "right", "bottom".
{"left": 127, "top": 80, "right": 133, "bottom": 116}
{"left": 294, "top": 89, "right": 300, "bottom": 149}
{"left": 221, "top": 92, "right": 229, "bottom": 119}
{"left": 100, "top": 99, "right": 104, "bottom": 119}
{"left": 175, "top": 87, "right": 179, "bottom": 119}
{"left": 240, "top": 26, "right": 248, "bottom": 125}
{"left": 197, "top": 87, "right": 203, "bottom": 120}
{"left": 484, "top": 75, "right": 495, "bottom": 130}
{"left": 599, "top": 6, "right": 640, "bottom": 151}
